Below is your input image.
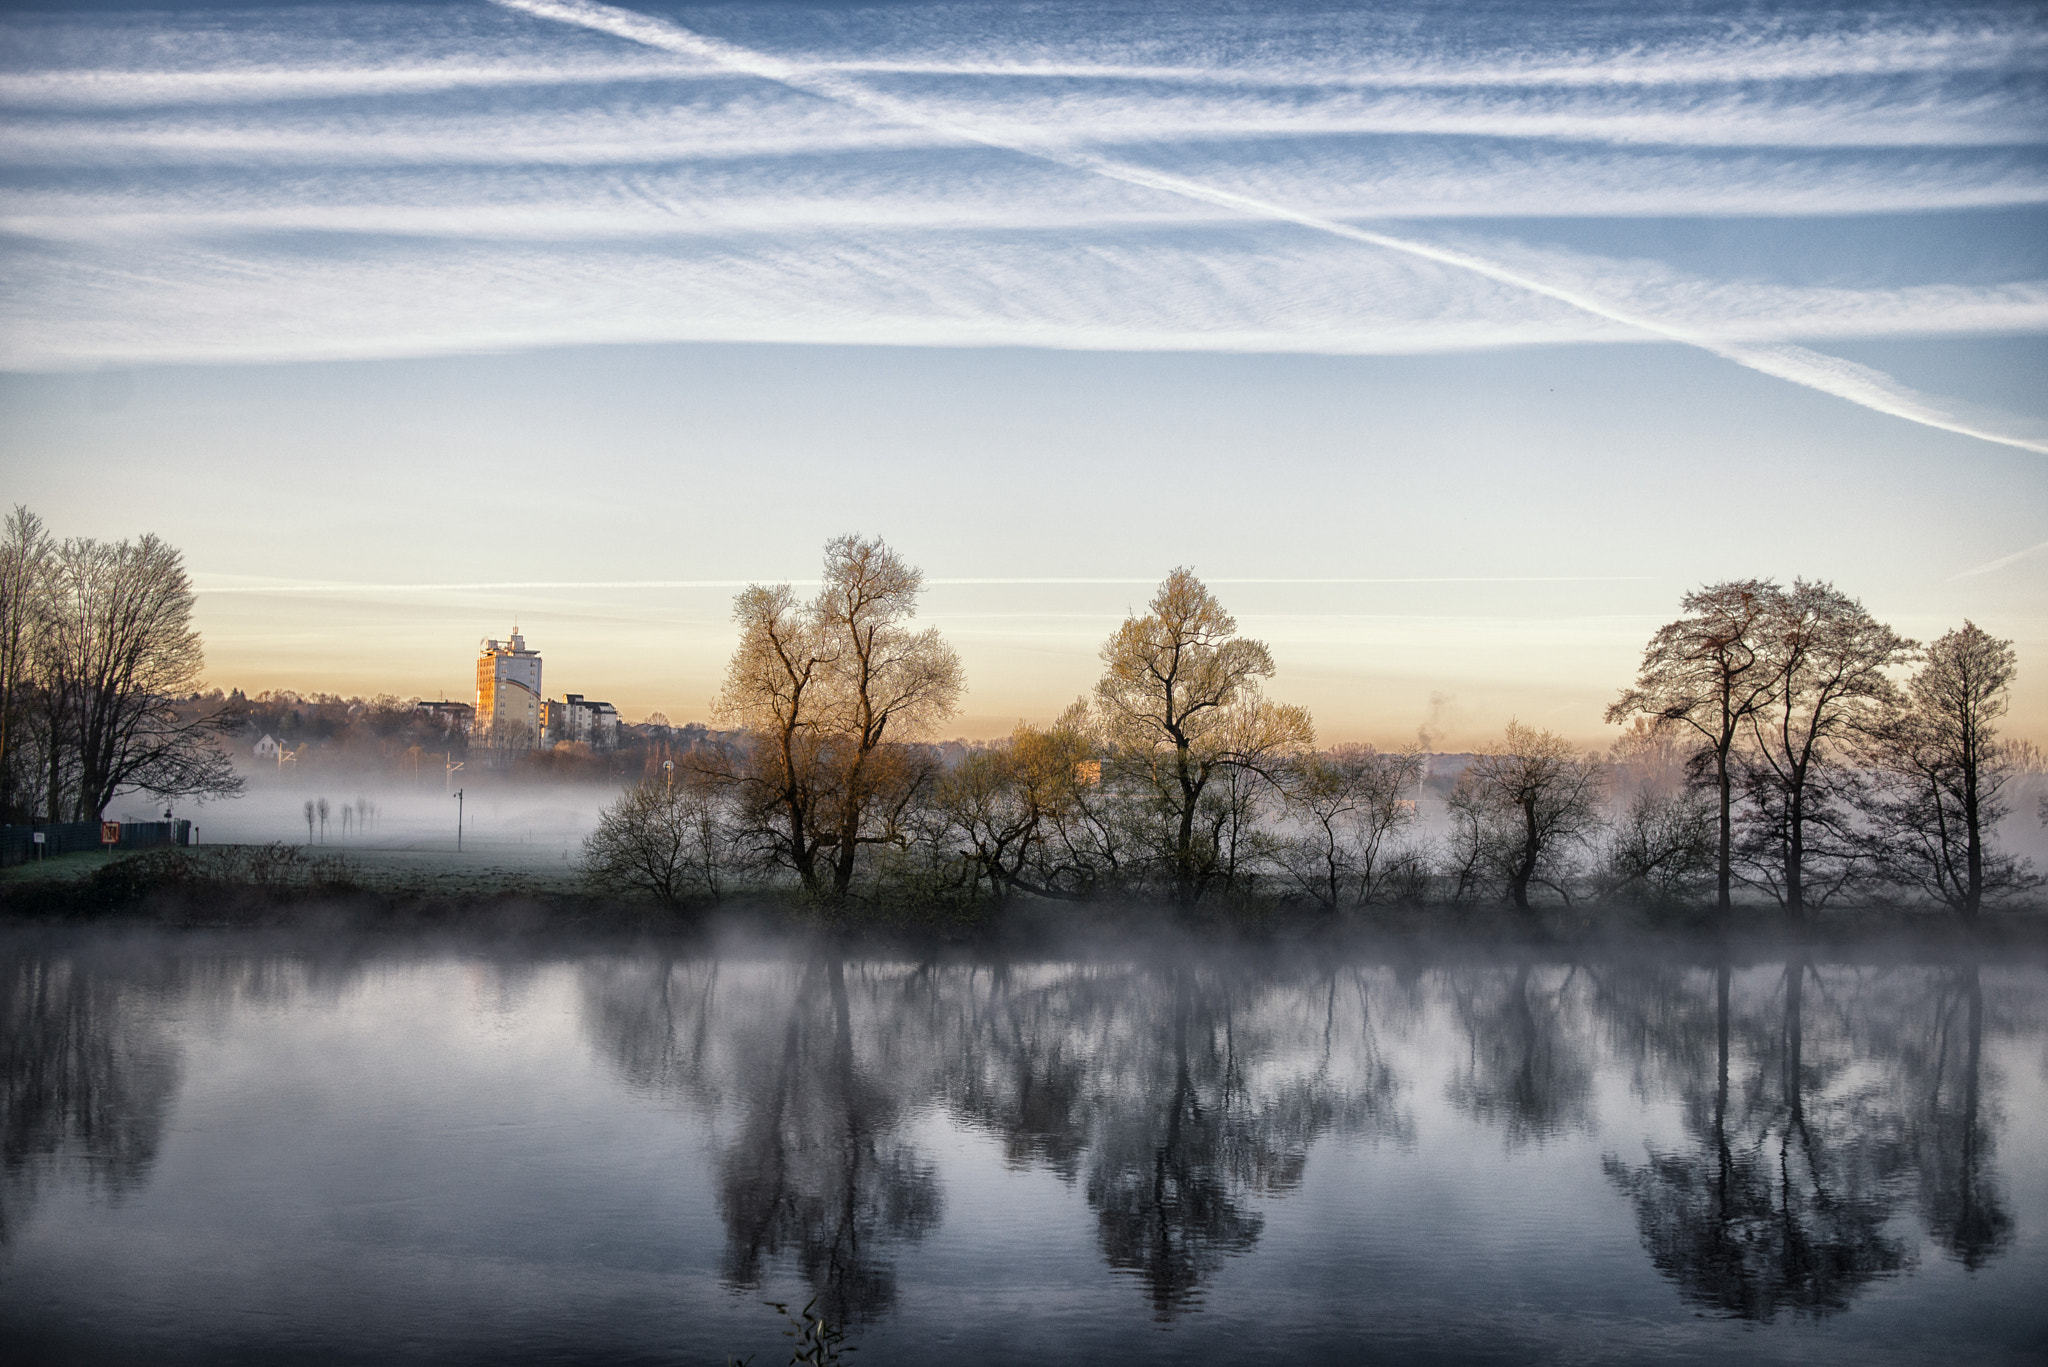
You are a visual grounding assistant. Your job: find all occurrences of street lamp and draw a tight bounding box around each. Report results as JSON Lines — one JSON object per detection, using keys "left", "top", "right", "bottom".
{"left": 453, "top": 787, "right": 464, "bottom": 852}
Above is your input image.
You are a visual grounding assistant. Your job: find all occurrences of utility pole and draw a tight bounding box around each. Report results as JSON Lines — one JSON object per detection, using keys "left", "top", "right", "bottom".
{"left": 453, "top": 787, "right": 464, "bottom": 852}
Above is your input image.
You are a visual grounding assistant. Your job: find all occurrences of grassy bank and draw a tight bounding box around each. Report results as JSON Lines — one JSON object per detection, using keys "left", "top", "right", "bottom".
{"left": 4, "top": 842, "right": 2045, "bottom": 959}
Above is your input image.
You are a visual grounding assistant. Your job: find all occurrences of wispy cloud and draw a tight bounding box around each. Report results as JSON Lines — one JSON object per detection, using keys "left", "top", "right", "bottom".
{"left": 2, "top": 0, "right": 2043, "bottom": 455}
{"left": 485, "top": 0, "right": 2048, "bottom": 453}
{"left": 1949, "top": 540, "right": 2048, "bottom": 580}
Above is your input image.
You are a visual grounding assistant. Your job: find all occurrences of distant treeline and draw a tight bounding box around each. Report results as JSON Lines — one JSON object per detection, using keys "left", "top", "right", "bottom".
{"left": 222, "top": 688, "right": 729, "bottom": 787}
{"left": 585, "top": 536, "right": 2045, "bottom": 921}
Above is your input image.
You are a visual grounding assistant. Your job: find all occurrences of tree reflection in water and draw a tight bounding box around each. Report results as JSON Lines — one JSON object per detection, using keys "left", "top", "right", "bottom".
{"left": 581, "top": 954, "right": 1412, "bottom": 1320}
{"left": 1910, "top": 966, "right": 2011, "bottom": 1269}
{"left": 1081, "top": 967, "right": 1409, "bottom": 1317}
{"left": 1601, "top": 960, "right": 2013, "bottom": 1320}
{"left": 583, "top": 952, "right": 942, "bottom": 1323}
{"left": 0, "top": 941, "right": 180, "bottom": 1243}
{"left": 1445, "top": 964, "right": 1595, "bottom": 1145}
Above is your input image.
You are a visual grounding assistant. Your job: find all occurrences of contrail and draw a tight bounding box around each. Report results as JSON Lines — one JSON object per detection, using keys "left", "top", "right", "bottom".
{"left": 1948, "top": 539, "right": 2048, "bottom": 580}
{"left": 196, "top": 575, "right": 1654, "bottom": 594}
{"left": 494, "top": 0, "right": 2048, "bottom": 458}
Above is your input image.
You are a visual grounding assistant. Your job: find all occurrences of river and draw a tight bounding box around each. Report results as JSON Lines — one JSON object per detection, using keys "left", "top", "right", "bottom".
{"left": 2, "top": 925, "right": 2043, "bottom": 1364}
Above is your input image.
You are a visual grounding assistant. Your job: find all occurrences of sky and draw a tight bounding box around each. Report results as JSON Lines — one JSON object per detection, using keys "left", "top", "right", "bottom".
{"left": 0, "top": 0, "right": 2044, "bottom": 746}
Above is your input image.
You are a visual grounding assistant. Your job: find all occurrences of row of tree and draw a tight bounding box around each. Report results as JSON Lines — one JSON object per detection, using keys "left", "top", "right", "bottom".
{"left": 588, "top": 535, "right": 2039, "bottom": 918}
{"left": 0, "top": 507, "right": 240, "bottom": 824}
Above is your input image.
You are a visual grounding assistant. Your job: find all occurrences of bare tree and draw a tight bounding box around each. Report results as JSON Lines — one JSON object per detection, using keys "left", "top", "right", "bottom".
{"left": 1599, "top": 788, "right": 1718, "bottom": 907}
{"left": 1446, "top": 721, "right": 1605, "bottom": 910}
{"left": 936, "top": 713, "right": 1102, "bottom": 903}
{"left": 0, "top": 507, "right": 52, "bottom": 822}
{"left": 1093, "top": 569, "right": 1313, "bottom": 907}
{"left": 714, "top": 535, "right": 962, "bottom": 904}
{"left": 1866, "top": 623, "right": 2036, "bottom": 917}
{"left": 584, "top": 774, "right": 726, "bottom": 907}
{"left": 1608, "top": 580, "right": 1781, "bottom": 913}
{"left": 1278, "top": 743, "right": 1425, "bottom": 911}
{"left": 1736, "top": 581, "right": 1911, "bottom": 916}
{"left": 35, "top": 533, "right": 241, "bottom": 821}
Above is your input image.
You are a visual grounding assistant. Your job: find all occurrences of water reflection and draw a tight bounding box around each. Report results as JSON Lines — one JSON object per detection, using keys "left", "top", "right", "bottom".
{"left": 1077, "top": 967, "right": 1408, "bottom": 1317}
{"left": 1445, "top": 965, "right": 1594, "bottom": 1145}
{"left": 1599, "top": 960, "right": 2019, "bottom": 1320}
{"left": 1907, "top": 967, "right": 2012, "bottom": 1270}
{"left": 0, "top": 941, "right": 180, "bottom": 1243}
{"left": 582, "top": 955, "right": 1412, "bottom": 1318}
{"left": 583, "top": 953, "right": 943, "bottom": 1322}
{"left": 0, "top": 930, "right": 2030, "bottom": 1354}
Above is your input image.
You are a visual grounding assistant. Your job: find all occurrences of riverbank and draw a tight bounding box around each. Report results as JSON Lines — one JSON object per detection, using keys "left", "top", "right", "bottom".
{"left": 3, "top": 842, "right": 2045, "bottom": 960}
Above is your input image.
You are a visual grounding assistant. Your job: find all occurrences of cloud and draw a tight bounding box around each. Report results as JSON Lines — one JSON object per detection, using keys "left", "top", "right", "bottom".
{"left": 481, "top": 0, "right": 2048, "bottom": 454}
{"left": 1949, "top": 540, "right": 2048, "bottom": 580}
{"left": 1, "top": 0, "right": 2044, "bottom": 456}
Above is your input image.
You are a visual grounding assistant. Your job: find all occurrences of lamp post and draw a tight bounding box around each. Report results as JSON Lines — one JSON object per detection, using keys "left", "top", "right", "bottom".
{"left": 453, "top": 787, "right": 464, "bottom": 852}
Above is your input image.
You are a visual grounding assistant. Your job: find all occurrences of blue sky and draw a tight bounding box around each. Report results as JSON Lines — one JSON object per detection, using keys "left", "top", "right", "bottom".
{"left": 1, "top": 0, "right": 2043, "bottom": 742}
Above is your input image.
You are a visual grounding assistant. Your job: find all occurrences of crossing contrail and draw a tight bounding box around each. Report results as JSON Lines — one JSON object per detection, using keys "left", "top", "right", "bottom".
{"left": 494, "top": 0, "right": 2048, "bottom": 458}
{"left": 1949, "top": 539, "right": 2048, "bottom": 581}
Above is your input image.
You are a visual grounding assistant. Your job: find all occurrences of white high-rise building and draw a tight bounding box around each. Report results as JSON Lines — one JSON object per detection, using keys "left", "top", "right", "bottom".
{"left": 476, "top": 631, "right": 543, "bottom": 747}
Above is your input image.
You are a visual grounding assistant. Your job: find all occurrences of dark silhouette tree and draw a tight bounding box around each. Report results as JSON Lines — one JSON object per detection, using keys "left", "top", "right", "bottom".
{"left": 1735, "top": 582, "right": 1912, "bottom": 915}
{"left": 1608, "top": 580, "right": 1782, "bottom": 913}
{"left": 1866, "top": 624, "right": 2037, "bottom": 918}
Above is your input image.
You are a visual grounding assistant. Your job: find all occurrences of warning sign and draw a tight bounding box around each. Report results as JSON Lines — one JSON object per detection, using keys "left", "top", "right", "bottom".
{"left": 101, "top": 822, "right": 120, "bottom": 845}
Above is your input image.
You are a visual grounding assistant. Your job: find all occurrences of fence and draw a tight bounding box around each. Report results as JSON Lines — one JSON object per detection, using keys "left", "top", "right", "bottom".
{"left": 0, "top": 820, "right": 191, "bottom": 868}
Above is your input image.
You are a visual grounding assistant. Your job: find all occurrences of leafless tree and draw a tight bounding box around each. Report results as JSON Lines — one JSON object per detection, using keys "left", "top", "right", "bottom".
{"left": 1599, "top": 787, "right": 1718, "bottom": 907}
{"left": 583, "top": 774, "right": 726, "bottom": 907}
{"left": 936, "top": 712, "right": 1101, "bottom": 903}
{"left": 1735, "top": 581, "right": 1911, "bottom": 916}
{"left": 1865, "top": 622, "right": 2037, "bottom": 917}
{"left": 1093, "top": 568, "right": 1313, "bottom": 907}
{"left": 1608, "top": 580, "right": 1781, "bottom": 913}
{"left": 714, "top": 535, "right": 962, "bottom": 905}
{"left": 1278, "top": 743, "right": 1425, "bottom": 911}
{"left": 0, "top": 507, "right": 52, "bottom": 822}
{"left": 1445, "top": 721, "right": 1606, "bottom": 910}
{"left": 32, "top": 532, "right": 241, "bottom": 821}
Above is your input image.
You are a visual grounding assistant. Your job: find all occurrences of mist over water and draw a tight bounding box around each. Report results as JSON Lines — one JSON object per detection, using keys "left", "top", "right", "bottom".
{"left": 3, "top": 926, "right": 2043, "bottom": 1365}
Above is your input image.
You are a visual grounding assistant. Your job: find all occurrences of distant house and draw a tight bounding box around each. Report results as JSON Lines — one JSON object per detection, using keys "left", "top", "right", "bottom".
{"left": 542, "top": 694, "right": 620, "bottom": 751}
{"left": 253, "top": 733, "right": 282, "bottom": 761}
{"left": 415, "top": 700, "right": 476, "bottom": 732}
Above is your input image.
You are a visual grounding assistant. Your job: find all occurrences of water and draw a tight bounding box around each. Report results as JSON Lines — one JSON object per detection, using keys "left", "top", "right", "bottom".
{"left": 2, "top": 926, "right": 2044, "bottom": 1365}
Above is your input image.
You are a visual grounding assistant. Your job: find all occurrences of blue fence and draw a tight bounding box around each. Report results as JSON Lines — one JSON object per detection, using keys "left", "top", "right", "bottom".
{"left": 0, "top": 820, "right": 191, "bottom": 868}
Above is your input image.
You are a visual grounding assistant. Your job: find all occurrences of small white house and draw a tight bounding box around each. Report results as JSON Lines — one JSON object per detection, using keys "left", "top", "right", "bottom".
{"left": 253, "top": 733, "right": 282, "bottom": 761}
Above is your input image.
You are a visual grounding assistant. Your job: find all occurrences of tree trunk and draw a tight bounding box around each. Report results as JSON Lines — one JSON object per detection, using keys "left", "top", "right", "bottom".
{"left": 1784, "top": 776, "right": 1806, "bottom": 919}
{"left": 1174, "top": 740, "right": 1199, "bottom": 908}
{"left": 1715, "top": 745, "right": 1733, "bottom": 914}
{"left": 1509, "top": 797, "right": 1538, "bottom": 911}
{"left": 1961, "top": 747, "right": 1982, "bottom": 921}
